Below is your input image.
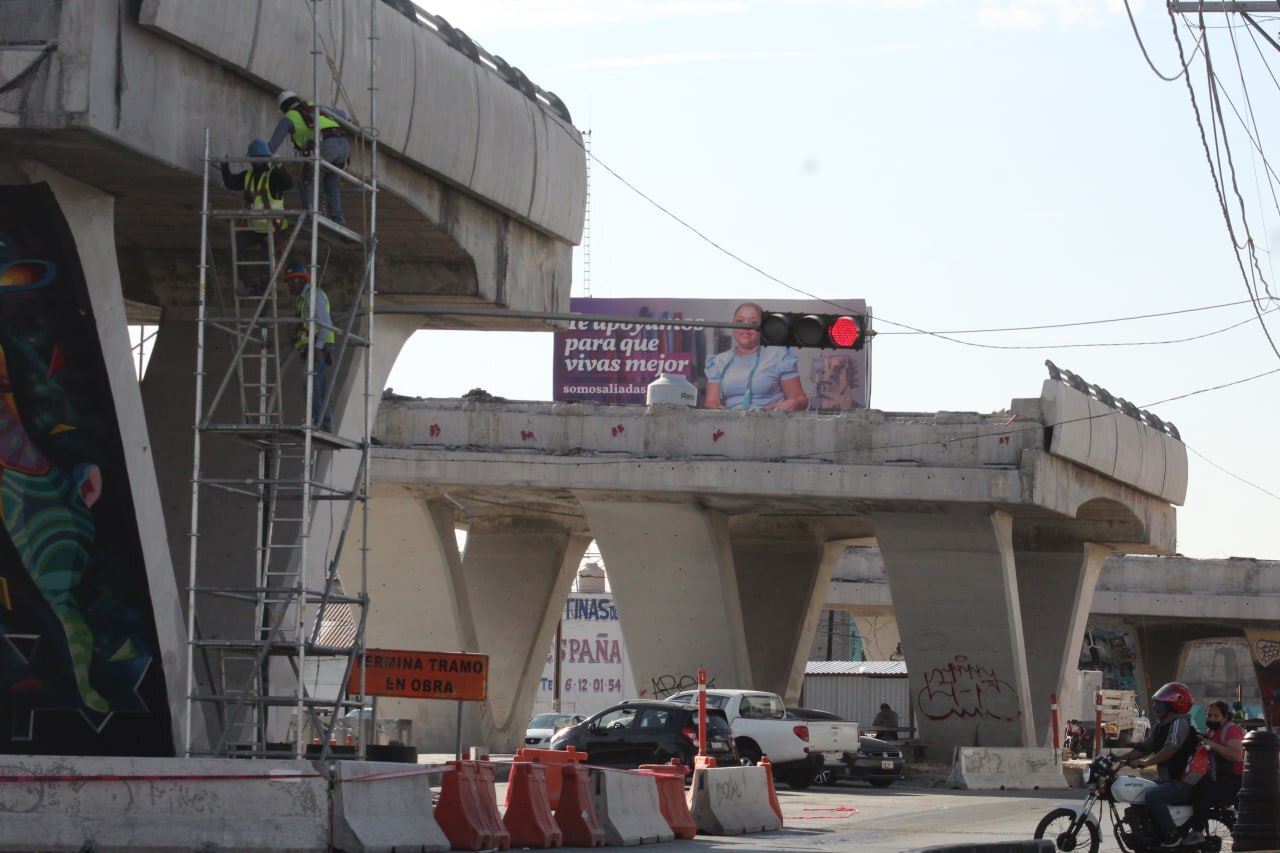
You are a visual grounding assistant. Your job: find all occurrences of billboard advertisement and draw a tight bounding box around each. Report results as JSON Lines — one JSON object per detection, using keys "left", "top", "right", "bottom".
{"left": 553, "top": 297, "right": 870, "bottom": 410}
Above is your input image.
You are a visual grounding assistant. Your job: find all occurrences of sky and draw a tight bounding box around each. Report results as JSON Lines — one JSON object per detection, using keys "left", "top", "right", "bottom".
{"left": 387, "top": 0, "right": 1280, "bottom": 562}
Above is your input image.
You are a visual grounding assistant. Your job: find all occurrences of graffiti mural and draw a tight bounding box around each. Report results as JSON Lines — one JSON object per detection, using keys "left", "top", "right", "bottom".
{"left": 1079, "top": 626, "right": 1139, "bottom": 691}
{"left": 917, "top": 654, "right": 1019, "bottom": 722}
{"left": 0, "top": 184, "right": 172, "bottom": 755}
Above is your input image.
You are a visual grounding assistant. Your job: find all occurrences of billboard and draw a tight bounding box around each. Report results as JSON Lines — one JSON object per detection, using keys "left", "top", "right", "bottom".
{"left": 553, "top": 297, "right": 870, "bottom": 410}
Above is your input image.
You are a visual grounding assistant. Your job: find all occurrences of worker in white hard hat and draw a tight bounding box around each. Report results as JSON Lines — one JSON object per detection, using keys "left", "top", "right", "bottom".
{"left": 269, "top": 90, "right": 350, "bottom": 226}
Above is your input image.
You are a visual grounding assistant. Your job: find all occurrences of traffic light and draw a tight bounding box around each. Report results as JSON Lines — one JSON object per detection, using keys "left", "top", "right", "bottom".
{"left": 758, "top": 312, "right": 868, "bottom": 350}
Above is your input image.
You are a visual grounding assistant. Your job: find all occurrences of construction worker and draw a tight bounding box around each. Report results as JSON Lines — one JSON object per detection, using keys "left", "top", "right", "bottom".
{"left": 220, "top": 139, "right": 293, "bottom": 296}
{"left": 283, "top": 262, "right": 335, "bottom": 432}
{"left": 269, "top": 90, "right": 349, "bottom": 226}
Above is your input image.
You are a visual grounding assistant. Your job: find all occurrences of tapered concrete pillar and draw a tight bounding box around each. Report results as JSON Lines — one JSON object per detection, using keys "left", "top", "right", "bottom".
{"left": 872, "top": 510, "right": 1036, "bottom": 750}
{"left": 579, "top": 498, "right": 751, "bottom": 697}
{"left": 349, "top": 489, "right": 482, "bottom": 752}
{"left": 1013, "top": 543, "right": 1109, "bottom": 745}
{"left": 731, "top": 522, "right": 842, "bottom": 702}
{"left": 460, "top": 517, "right": 591, "bottom": 751}
{"left": 0, "top": 168, "right": 185, "bottom": 754}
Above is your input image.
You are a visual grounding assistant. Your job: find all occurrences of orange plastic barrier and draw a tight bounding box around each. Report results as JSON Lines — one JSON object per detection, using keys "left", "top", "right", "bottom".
{"left": 694, "top": 754, "right": 718, "bottom": 770}
{"left": 553, "top": 763, "right": 605, "bottom": 847}
{"left": 511, "top": 747, "right": 587, "bottom": 810}
{"left": 435, "top": 760, "right": 493, "bottom": 851}
{"left": 639, "top": 760, "right": 696, "bottom": 840}
{"left": 503, "top": 761, "right": 563, "bottom": 849}
{"left": 473, "top": 761, "right": 512, "bottom": 851}
{"left": 759, "top": 756, "right": 784, "bottom": 823}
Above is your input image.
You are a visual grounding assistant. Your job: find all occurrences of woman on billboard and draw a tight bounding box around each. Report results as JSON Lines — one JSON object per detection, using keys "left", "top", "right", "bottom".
{"left": 704, "top": 302, "right": 809, "bottom": 411}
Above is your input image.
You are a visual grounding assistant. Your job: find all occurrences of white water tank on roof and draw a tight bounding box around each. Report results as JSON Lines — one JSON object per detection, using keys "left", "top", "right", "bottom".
{"left": 646, "top": 373, "right": 697, "bottom": 407}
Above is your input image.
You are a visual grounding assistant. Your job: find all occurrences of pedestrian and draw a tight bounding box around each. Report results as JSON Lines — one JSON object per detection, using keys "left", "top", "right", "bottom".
{"left": 269, "top": 90, "right": 350, "bottom": 225}
{"left": 283, "top": 262, "right": 335, "bottom": 432}
{"left": 872, "top": 703, "right": 900, "bottom": 740}
{"left": 220, "top": 139, "right": 293, "bottom": 296}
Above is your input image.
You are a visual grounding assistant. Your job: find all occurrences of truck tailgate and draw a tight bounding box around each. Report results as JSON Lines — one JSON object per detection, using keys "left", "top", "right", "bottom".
{"left": 806, "top": 720, "right": 859, "bottom": 754}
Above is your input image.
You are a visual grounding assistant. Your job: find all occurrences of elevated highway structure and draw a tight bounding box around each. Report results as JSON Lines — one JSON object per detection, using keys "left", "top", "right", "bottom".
{"left": 364, "top": 378, "right": 1187, "bottom": 754}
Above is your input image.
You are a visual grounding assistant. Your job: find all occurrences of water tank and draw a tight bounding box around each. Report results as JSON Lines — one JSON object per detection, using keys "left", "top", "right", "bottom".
{"left": 646, "top": 373, "right": 696, "bottom": 407}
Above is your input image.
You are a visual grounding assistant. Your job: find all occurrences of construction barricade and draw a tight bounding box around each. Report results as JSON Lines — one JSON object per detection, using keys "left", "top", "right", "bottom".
{"left": 474, "top": 761, "right": 512, "bottom": 850}
{"left": 639, "top": 761, "right": 696, "bottom": 840}
{"left": 589, "top": 766, "right": 676, "bottom": 846}
{"left": 760, "top": 756, "right": 784, "bottom": 823}
{"left": 553, "top": 763, "right": 606, "bottom": 847}
{"left": 511, "top": 747, "right": 587, "bottom": 810}
{"left": 687, "top": 763, "right": 782, "bottom": 836}
{"left": 504, "top": 761, "right": 563, "bottom": 848}
{"left": 435, "top": 760, "right": 494, "bottom": 851}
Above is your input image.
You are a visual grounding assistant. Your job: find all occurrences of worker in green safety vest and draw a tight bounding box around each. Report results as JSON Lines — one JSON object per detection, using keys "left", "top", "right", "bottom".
{"left": 219, "top": 138, "right": 293, "bottom": 297}
{"left": 284, "top": 262, "right": 335, "bottom": 432}
{"left": 269, "top": 90, "right": 350, "bottom": 226}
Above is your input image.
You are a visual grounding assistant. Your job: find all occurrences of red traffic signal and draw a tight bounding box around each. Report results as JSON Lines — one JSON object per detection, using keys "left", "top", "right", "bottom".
{"left": 759, "top": 312, "right": 867, "bottom": 350}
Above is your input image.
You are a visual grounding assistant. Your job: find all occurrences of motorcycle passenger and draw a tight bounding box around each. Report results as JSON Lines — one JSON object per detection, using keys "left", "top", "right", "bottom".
{"left": 1184, "top": 699, "right": 1245, "bottom": 845}
{"left": 1118, "top": 682, "right": 1199, "bottom": 848}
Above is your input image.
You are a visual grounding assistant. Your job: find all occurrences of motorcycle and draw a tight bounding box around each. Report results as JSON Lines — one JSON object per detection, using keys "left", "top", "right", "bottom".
{"left": 1034, "top": 752, "right": 1236, "bottom": 853}
{"left": 1063, "top": 719, "right": 1094, "bottom": 757}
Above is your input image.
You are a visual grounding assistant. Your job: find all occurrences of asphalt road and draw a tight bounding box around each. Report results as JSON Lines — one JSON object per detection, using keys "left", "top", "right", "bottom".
{"left": 656, "top": 781, "right": 1070, "bottom": 852}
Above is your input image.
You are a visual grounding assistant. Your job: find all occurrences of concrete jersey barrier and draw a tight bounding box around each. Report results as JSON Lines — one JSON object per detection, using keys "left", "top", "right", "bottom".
{"left": 945, "top": 748, "right": 1069, "bottom": 791}
{"left": 687, "top": 764, "right": 782, "bottom": 836}
{"left": 0, "top": 755, "right": 331, "bottom": 852}
{"left": 330, "top": 760, "right": 450, "bottom": 852}
{"left": 588, "top": 767, "right": 675, "bottom": 846}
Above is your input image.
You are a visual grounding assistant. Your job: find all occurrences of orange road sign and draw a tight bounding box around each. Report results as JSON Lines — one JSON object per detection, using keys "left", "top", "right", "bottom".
{"left": 348, "top": 648, "right": 489, "bottom": 701}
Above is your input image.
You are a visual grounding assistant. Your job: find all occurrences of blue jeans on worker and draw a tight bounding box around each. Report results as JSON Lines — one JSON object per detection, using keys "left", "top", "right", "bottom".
{"left": 300, "top": 135, "right": 350, "bottom": 225}
{"left": 1145, "top": 779, "right": 1194, "bottom": 842}
{"left": 306, "top": 349, "right": 332, "bottom": 432}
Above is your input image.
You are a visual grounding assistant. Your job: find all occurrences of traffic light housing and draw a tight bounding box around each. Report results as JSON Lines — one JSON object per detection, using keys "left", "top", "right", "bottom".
{"left": 759, "top": 312, "right": 868, "bottom": 350}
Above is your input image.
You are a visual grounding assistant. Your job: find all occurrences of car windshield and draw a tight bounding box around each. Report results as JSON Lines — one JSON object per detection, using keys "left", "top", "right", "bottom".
{"left": 668, "top": 692, "right": 728, "bottom": 710}
{"left": 528, "top": 713, "right": 574, "bottom": 728}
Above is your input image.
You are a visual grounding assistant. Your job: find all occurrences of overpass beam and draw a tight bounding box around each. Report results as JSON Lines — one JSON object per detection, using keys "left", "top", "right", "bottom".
{"left": 579, "top": 498, "right": 752, "bottom": 697}
{"left": 872, "top": 510, "right": 1036, "bottom": 751}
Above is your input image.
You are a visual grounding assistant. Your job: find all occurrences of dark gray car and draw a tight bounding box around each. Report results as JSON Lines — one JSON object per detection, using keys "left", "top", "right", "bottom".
{"left": 550, "top": 699, "right": 738, "bottom": 772}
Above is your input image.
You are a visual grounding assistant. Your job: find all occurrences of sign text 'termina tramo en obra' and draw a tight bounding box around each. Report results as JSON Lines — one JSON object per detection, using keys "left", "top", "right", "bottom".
{"left": 348, "top": 649, "right": 489, "bottom": 701}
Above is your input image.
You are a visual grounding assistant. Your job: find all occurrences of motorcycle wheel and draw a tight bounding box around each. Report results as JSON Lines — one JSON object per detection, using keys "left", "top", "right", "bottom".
{"left": 1034, "top": 807, "right": 1100, "bottom": 853}
{"left": 1205, "top": 817, "right": 1233, "bottom": 852}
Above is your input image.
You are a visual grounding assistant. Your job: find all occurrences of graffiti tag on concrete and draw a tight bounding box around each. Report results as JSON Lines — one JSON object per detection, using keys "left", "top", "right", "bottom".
{"left": 917, "top": 654, "right": 1018, "bottom": 722}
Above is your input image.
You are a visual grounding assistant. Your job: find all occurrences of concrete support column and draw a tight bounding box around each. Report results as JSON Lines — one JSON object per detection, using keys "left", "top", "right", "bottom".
{"left": 460, "top": 517, "right": 591, "bottom": 751}
{"left": 872, "top": 510, "right": 1036, "bottom": 751}
{"left": 348, "top": 489, "right": 480, "bottom": 752}
{"left": 731, "top": 524, "right": 841, "bottom": 702}
{"left": 579, "top": 498, "right": 751, "bottom": 698}
{"left": 1013, "top": 542, "right": 1109, "bottom": 745}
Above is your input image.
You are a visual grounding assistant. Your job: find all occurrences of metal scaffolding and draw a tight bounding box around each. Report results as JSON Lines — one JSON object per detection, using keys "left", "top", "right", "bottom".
{"left": 183, "top": 1, "right": 379, "bottom": 760}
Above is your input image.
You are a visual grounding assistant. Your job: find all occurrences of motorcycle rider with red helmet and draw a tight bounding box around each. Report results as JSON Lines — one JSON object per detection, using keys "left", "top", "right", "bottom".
{"left": 1117, "top": 682, "right": 1199, "bottom": 848}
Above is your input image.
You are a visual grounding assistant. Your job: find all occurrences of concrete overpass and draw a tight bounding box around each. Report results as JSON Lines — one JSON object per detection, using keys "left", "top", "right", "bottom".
{"left": 826, "top": 549, "right": 1280, "bottom": 721}
{"left": 362, "top": 378, "right": 1186, "bottom": 753}
{"left": 0, "top": 0, "right": 583, "bottom": 757}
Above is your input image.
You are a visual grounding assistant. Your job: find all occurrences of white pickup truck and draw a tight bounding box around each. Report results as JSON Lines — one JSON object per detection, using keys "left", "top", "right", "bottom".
{"left": 667, "top": 688, "right": 822, "bottom": 789}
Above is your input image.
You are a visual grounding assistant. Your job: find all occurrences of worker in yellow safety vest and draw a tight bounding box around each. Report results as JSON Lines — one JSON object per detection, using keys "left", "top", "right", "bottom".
{"left": 219, "top": 138, "right": 293, "bottom": 297}
{"left": 269, "top": 90, "right": 350, "bottom": 226}
{"left": 284, "top": 262, "right": 335, "bottom": 432}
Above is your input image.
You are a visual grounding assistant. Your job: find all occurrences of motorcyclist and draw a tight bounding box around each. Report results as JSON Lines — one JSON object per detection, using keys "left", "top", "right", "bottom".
{"left": 1184, "top": 699, "right": 1245, "bottom": 845}
{"left": 1118, "top": 682, "right": 1198, "bottom": 848}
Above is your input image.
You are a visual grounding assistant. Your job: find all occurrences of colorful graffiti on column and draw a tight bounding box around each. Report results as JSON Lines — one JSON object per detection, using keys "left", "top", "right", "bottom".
{"left": 0, "top": 184, "right": 172, "bottom": 755}
{"left": 1079, "top": 626, "right": 1139, "bottom": 691}
{"left": 1244, "top": 629, "right": 1280, "bottom": 727}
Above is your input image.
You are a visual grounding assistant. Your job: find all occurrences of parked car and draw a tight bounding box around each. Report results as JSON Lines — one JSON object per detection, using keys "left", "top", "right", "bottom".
{"left": 666, "top": 688, "right": 820, "bottom": 789}
{"left": 549, "top": 700, "right": 738, "bottom": 771}
{"left": 786, "top": 706, "right": 904, "bottom": 788}
{"left": 524, "top": 712, "right": 585, "bottom": 748}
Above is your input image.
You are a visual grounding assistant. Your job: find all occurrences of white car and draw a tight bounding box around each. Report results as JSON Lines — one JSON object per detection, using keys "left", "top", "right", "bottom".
{"left": 524, "top": 712, "right": 585, "bottom": 748}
